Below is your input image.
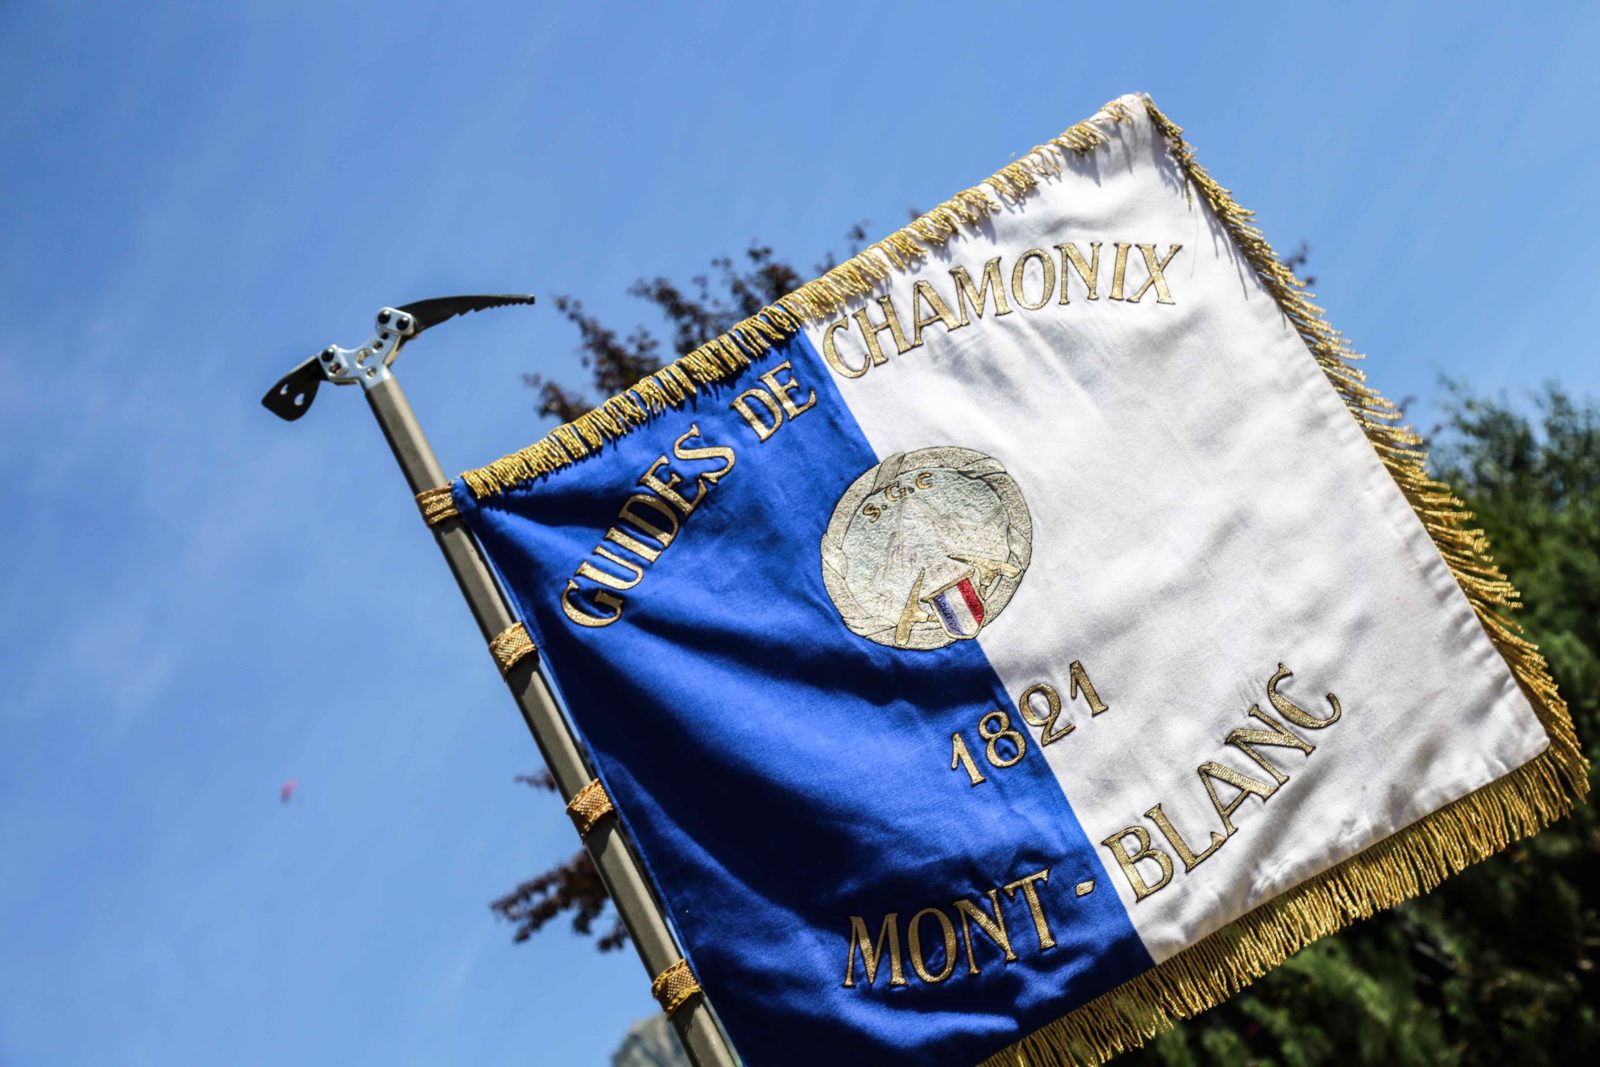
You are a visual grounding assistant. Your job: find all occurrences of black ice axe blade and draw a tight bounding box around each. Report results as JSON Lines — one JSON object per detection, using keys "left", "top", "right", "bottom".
{"left": 262, "top": 359, "right": 326, "bottom": 422}
{"left": 261, "top": 293, "right": 536, "bottom": 422}
{"left": 394, "top": 293, "right": 538, "bottom": 333}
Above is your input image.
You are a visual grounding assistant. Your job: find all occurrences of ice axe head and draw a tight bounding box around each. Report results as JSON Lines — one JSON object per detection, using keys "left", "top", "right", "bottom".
{"left": 262, "top": 294, "right": 535, "bottom": 421}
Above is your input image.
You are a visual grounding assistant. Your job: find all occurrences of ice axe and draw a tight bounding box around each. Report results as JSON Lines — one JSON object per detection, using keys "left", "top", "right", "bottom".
{"left": 257, "top": 291, "right": 736, "bottom": 1067}
{"left": 261, "top": 294, "right": 536, "bottom": 420}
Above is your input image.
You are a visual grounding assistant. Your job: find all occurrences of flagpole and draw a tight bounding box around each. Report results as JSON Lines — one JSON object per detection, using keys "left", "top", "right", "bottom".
{"left": 363, "top": 374, "right": 738, "bottom": 1067}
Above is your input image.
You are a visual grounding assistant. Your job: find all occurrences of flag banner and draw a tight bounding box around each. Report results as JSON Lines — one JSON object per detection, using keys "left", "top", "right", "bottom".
{"left": 450, "top": 95, "right": 1584, "bottom": 1065}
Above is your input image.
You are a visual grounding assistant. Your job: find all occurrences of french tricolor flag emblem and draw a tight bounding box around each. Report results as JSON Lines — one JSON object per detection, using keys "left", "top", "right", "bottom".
{"left": 925, "top": 571, "right": 986, "bottom": 639}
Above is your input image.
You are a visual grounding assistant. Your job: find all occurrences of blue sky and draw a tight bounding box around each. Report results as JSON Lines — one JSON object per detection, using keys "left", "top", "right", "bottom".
{"left": 2, "top": 3, "right": 1597, "bottom": 1064}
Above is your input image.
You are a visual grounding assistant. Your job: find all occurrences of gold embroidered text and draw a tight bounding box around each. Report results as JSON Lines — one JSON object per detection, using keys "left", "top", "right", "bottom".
{"left": 560, "top": 425, "right": 736, "bottom": 627}
{"left": 820, "top": 242, "right": 1182, "bottom": 380}
{"left": 843, "top": 867, "right": 1062, "bottom": 990}
{"left": 729, "top": 359, "right": 818, "bottom": 442}
{"left": 1100, "top": 663, "right": 1343, "bottom": 901}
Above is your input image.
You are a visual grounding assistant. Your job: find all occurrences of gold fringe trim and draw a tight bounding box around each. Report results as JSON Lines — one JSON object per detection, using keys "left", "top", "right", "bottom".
{"left": 415, "top": 485, "right": 459, "bottom": 527}
{"left": 459, "top": 99, "right": 1135, "bottom": 498}
{"left": 978, "top": 96, "right": 1587, "bottom": 1067}
{"left": 981, "top": 752, "right": 1574, "bottom": 1067}
{"left": 1137, "top": 96, "right": 1585, "bottom": 800}
{"left": 566, "top": 778, "right": 615, "bottom": 840}
{"left": 459, "top": 91, "right": 1587, "bottom": 1064}
{"left": 488, "top": 621, "right": 537, "bottom": 676}
{"left": 651, "top": 958, "right": 702, "bottom": 1018}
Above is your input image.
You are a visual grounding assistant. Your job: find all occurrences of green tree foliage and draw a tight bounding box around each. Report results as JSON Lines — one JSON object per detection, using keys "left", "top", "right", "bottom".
{"left": 500, "top": 242, "right": 1597, "bottom": 1064}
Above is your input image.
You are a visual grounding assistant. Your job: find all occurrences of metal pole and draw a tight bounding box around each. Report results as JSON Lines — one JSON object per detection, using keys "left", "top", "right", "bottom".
{"left": 363, "top": 375, "right": 738, "bottom": 1067}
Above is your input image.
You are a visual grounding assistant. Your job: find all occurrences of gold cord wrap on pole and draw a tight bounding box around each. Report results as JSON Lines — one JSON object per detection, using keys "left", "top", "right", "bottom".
{"left": 651, "top": 959, "right": 701, "bottom": 1018}
{"left": 566, "top": 778, "right": 615, "bottom": 839}
{"left": 359, "top": 380, "right": 738, "bottom": 1066}
{"left": 415, "top": 485, "right": 459, "bottom": 527}
{"left": 488, "top": 622, "right": 537, "bottom": 676}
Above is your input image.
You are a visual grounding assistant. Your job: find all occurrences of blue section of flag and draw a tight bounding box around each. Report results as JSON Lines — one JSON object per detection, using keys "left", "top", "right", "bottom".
{"left": 454, "top": 333, "right": 1151, "bottom": 1065}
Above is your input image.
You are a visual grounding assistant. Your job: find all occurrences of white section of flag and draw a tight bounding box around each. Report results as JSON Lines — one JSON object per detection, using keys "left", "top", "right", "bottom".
{"left": 801, "top": 97, "right": 1547, "bottom": 963}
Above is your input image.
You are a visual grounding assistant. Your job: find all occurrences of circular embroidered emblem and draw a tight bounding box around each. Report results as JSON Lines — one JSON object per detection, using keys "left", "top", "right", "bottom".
{"left": 820, "top": 446, "right": 1032, "bottom": 650}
